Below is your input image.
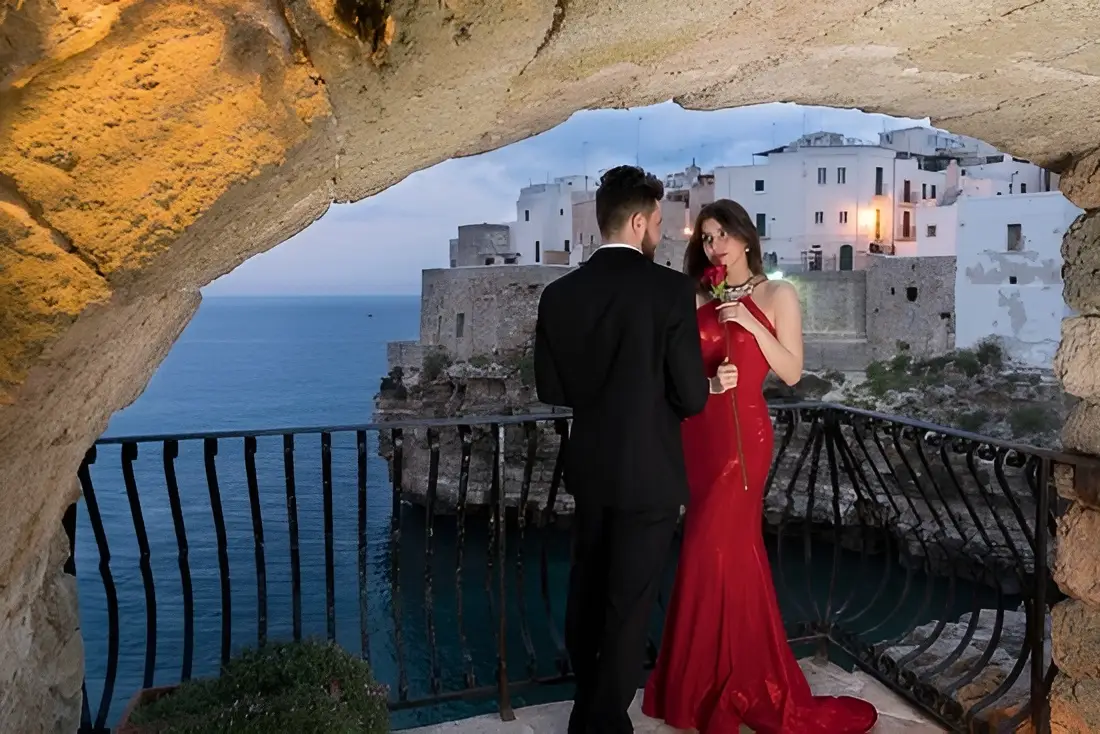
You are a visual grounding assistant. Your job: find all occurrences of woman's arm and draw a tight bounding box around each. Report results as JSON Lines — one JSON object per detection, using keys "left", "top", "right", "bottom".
{"left": 719, "top": 282, "right": 804, "bottom": 385}
{"left": 752, "top": 283, "right": 804, "bottom": 385}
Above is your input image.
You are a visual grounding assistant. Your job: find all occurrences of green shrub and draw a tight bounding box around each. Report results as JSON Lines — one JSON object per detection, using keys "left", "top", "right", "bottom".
{"left": 888, "top": 353, "right": 912, "bottom": 373}
{"left": 952, "top": 349, "right": 981, "bottom": 377}
{"left": 467, "top": 354, "right": 492, "bottom": 368}
{"left": 954, "top": 409, "right": 991, "bottom": 433}
{"left": 422, "top": 350, "right": 452, "bottom": 382}
{"left": 863, "top": 359, "right": 916, "bottom": 396}
{"left": 1008, "top": 404, "right": 1061, "bottom": 436}
{"left": 129, "top": 641, "right": 388, "bottom": 734}
{"left": 821, "top": 368, "right": 846, "bottom": 386}
{"left": 975, "top": 338, "right": 1005, "bottom": 370}
{"left": 912, "top": 354, "right": 951, "bottom": 377}
{"left": 515, "top": 352, "right": 536, "bottom": 386}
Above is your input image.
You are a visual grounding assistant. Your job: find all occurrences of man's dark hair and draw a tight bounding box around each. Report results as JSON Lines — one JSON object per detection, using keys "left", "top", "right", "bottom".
{"left": 595, "top": 165, "right": 664, "bottom": 238}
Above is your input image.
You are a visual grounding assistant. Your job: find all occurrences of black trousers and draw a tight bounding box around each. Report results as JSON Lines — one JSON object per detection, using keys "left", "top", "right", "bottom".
{"left": 565, "top": 501, "right": 680, "bottom": 734}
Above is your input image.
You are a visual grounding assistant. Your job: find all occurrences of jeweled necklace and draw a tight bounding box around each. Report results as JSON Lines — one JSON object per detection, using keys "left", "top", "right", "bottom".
{"left": 721, "top": 273, "right": 767, "bottom": 303}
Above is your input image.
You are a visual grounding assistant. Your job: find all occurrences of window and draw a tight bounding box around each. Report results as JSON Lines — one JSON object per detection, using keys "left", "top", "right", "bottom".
{"left": 903, "top": 179, "right": 911, "bottom": 203}
{"left": 839, "top": 211, "right": 848, "bottom": 224}
{"left": 560, "top": 208, "right": 564, "bottom": 216}
{"left": 817, "top": 167, "right": 827, "bottom": 185}
{"left": 455, "top": 313, "right": 465, "bottom": 338}
{"left": 926, "top": 225, "right": 937, "bottom": 237}
{"left": 931, "top": 185, "right": 937, "bottom": 198}
{"left": 564, "top": 239, "right": 570, "bottom": 252}
{"left": 902, "top": 211, "right": 911, "bottom": 238}
{"left": 906, "top": 287, "right": 918, "bottom": 302}
{"left": 504, "top": 256, "right": 517, "bottom": 264}
{"left": 450, "top": 259, "right": 457, "bottom": 267}
{"left": 1021, "top": 183, "right": 1028, "bottom": 194}
{"left": 922, "top": 183, "right": 928, "bottom": 199}
{"left": 589, "top": 234, "right": 595, "bottom": 244}
{"left": 1009, "top": 275, "right": 1018, "bottom": 284}
{"left": 814, "top": 211, "right": 824, "bottom": 224}
{"left": 755, "top": 213, "right": 767, "bottom": 237}
{"left": 875, "top": 167, "right": 884, "bottom": 196}
{"left": 837, "top": 167, "right": 847, "bottom": 184}
{"left": 1007, "top": 224, "right": 1022, "bottom": 252}
{"left": 524, "top": 209, "right": 530, "bottom": 221}
{"left": 874, "top": 208, "right": 881, "bottom": 239}
{"left": 484, "top": 257, "right": 494, "bottom": 265}
{"left": 754, "top": 179, "right": 765, "bottom": 192}
{"left": 535, "top": 240, "right": 541, "bottom": 262}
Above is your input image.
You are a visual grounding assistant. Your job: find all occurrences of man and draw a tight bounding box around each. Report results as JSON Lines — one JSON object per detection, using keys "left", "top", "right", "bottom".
{"left": 533, "top": 165, "right": 709, "bottom": 733}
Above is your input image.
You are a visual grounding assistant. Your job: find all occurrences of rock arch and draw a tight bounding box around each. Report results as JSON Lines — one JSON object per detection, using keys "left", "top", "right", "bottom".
{"left": 2, "top": 0, "right": 1099, "bottom": 729}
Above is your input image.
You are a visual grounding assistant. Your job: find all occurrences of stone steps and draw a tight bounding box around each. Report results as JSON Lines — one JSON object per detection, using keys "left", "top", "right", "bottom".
{"left": 400, "top": 659, "right": 946, "bottom": 733}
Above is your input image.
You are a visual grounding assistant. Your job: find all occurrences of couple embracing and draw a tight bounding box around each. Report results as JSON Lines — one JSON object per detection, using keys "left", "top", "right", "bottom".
{"left": 534, "top": 166, "right": 879, "bottom": 734}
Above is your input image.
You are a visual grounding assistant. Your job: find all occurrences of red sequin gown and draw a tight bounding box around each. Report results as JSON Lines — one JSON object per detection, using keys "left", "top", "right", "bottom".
{"left": 642, "top": 298, "right": 879, "bottom": 734}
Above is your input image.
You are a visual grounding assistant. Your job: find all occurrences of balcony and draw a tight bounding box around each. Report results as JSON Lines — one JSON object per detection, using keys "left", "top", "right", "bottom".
{"left": 71, "top": 405, "right": 1068, "bottom": 733}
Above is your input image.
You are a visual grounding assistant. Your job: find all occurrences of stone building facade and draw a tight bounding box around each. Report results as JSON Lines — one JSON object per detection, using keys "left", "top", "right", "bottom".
{"left": 865, "top": 255, "right": 956, "bottom": 360}
{"left": 399, "top": 255, "right": 958, "bottom": 376}
{"left": 418, "top": 264, "right": 572, "bottom": 361}
{"left": 449, "top": 223, "right": 515, "bottom": 267}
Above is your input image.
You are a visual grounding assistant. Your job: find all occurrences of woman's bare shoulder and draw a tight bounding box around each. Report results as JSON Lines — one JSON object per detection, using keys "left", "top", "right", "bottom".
{"left": 755, "top": 278, "right": 798, "bottom": 305}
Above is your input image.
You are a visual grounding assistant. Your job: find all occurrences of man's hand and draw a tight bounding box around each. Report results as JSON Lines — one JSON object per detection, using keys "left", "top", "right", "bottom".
{"left": 709, "top": 362, "right": 738, "bottom": 394}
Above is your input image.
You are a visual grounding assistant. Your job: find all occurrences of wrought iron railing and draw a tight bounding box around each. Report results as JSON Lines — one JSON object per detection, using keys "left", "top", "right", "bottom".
{"left": 68, "top": 403, "right": 1087, "bottom": 733}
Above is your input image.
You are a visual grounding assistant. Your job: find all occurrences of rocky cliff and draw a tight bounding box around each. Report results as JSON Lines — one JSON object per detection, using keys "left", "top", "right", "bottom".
{"left": 375, "top": 340, "right": 1060, "bottom": 594}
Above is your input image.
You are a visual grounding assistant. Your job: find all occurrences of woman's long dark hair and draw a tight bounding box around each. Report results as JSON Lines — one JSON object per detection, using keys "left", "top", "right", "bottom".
{"left": 684, "top": 199, "right": 765, "bottom": 290}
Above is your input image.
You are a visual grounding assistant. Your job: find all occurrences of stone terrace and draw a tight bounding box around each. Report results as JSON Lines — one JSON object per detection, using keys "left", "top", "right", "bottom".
{"left": 403, "top": 659, "right": 945, "bottom": 733}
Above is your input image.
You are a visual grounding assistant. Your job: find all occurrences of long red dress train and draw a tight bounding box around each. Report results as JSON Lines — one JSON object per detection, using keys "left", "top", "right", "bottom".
{"left": 642, "top": 298, "right": 878, "bottom": 734}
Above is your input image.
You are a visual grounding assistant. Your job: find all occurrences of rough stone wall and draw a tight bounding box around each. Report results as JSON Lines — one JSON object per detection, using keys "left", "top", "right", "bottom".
{"left": 0, "top": 521, "right": 82, "bottom": 734}
{"left": 419, "top": 265, "right": 570, "bottom": 360}
{"left": 788, "top": 270, "right": 868, "bottom": 336}
{"left": 1052, "top": 211, "right": 1100, "bottom": 732}
{"left": 3, "top": 0, "right": 1100, "bottom": 728}
{"left": 865, "top": 255, "right": 957, "bottom": 360}
{"left": 451, "top": 223, "right": 514, "bottom": 267}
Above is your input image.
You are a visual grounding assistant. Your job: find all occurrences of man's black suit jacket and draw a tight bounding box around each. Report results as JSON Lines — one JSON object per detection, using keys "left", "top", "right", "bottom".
{"left": 533, "top": 246, "right": 709, "bottom": 510}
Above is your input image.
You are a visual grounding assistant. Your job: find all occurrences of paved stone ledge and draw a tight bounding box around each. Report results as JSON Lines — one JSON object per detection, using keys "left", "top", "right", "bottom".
{"left": 400, "top": 659, "right": 946, "bottom": 733}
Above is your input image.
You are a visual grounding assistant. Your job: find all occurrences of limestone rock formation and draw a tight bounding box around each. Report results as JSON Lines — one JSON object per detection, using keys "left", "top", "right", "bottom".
{"left": 3, "top": 0, "right": 1100, "bottom": 728}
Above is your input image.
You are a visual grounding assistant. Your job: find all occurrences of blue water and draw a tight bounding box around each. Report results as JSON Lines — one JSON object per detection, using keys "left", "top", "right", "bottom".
{"left": 77, "top": 296, "right": 583, "bottom": 731}
{"left": 74, "top": 296, "right": 1006, "bottom": 732}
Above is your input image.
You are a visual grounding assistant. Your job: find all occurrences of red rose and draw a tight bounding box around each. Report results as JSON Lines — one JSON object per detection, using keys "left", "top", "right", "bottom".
{"left": 702, "top": 264, "right": 727, "bottom": 290}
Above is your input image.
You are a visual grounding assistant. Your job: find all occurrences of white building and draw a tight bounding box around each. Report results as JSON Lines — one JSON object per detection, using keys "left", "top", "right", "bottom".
{"left": 878, "top": 126, "right": 1000, "bottom": 161}
{"left": 713, "top": 132, "right": 945, "bottom": 272}
{"left": 917, "top": 187, "right": 1081, "bottom": 368}
{"left": 512, "top": 176, "right": 593, "bottom": 266}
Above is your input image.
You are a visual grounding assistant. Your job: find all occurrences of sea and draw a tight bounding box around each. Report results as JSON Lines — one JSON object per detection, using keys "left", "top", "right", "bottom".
{"left": 76, "top": 295, "right": 578, "bottom": 731}
{"left": 74, "top": 295, "right": 997, "bottom": 732}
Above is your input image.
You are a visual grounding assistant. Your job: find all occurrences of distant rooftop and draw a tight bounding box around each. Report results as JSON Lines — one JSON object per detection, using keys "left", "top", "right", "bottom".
{"left": 755, "top": 130, "right": 878, "bottom": 156}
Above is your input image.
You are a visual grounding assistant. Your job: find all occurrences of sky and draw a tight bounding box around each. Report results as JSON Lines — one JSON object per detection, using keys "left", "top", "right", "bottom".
{"left": 204, "top": 102, "right": 928, "bottom": 297}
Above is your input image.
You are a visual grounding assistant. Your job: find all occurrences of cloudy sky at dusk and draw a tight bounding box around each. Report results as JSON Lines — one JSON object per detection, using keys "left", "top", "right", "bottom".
{"left": 204, "top": 102, "right": 927, "bottom": 296}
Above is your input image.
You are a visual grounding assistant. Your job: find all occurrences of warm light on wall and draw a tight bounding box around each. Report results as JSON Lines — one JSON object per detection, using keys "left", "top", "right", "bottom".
{"left": 856, "top": 209, "right": 877, "bottom": 230}
{"left": 683, "top": 227, "right": 692, "bottom": 236}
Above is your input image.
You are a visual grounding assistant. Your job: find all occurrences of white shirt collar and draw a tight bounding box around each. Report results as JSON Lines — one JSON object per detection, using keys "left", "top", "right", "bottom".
{"left": 595, "top": 243, "right": 642, "bottom": 253}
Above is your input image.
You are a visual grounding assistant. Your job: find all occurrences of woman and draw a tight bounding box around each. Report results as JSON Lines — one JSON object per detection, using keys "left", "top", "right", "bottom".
{"left": 641, "top": 200, "right": 878, "bottom": 733}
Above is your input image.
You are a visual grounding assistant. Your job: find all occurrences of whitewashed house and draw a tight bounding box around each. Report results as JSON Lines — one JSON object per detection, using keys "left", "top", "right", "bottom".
{"left": 713, "top": 132, "right": 946, "bottom": 273}
{"left": 915, "top": 162, "right": 1081, "bottom": 368}
{"left": 511, "top": 175, "right": 594, "bottom": 266}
